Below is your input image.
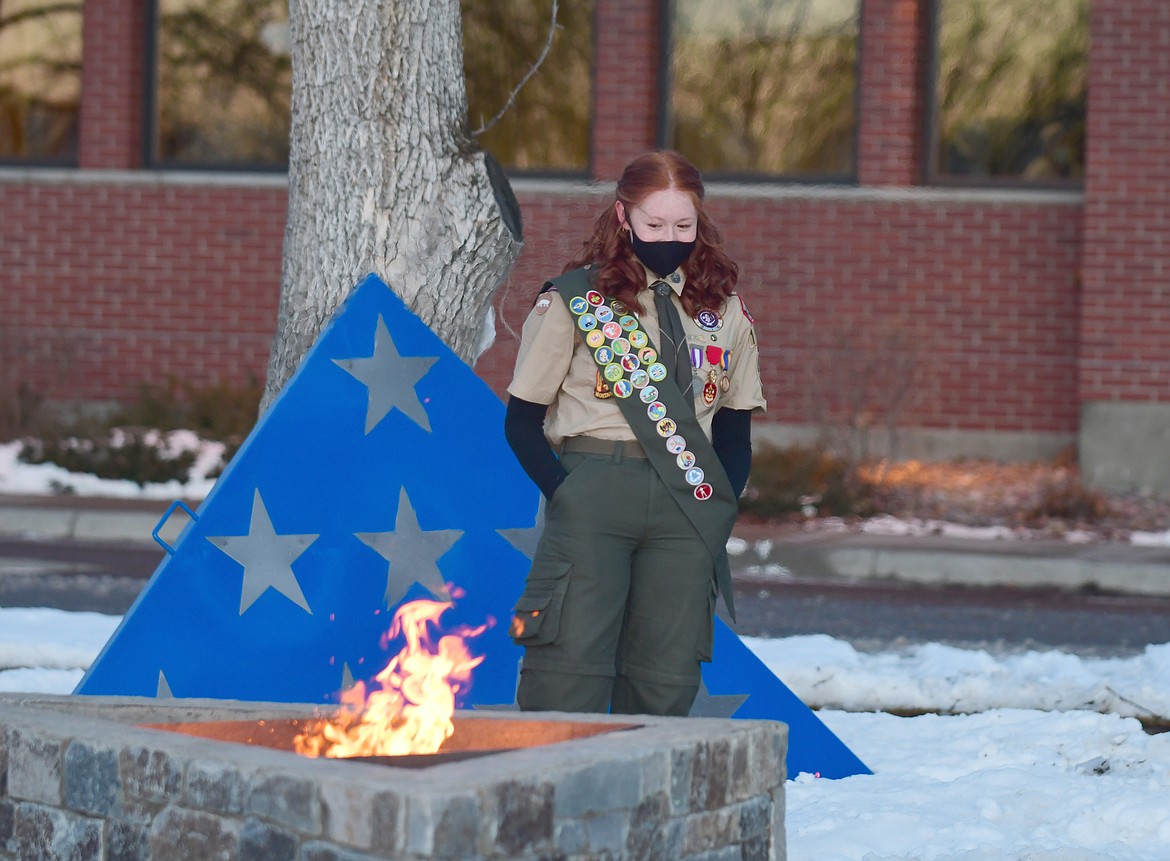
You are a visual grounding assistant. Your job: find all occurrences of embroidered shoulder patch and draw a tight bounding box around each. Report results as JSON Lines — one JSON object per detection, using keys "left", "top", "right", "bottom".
{"left": 534, "top": 282, "right": 558, "bottom": 315}
{"left": 736, "top": 294, "right": 755, "bottom": 324}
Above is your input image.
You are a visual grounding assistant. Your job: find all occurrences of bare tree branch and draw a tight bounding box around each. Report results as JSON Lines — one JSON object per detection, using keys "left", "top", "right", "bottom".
{"left": 0, "top": 2, "right": 81, "bottom": 32}
{"left": 470, "top": 0, "right": 559, "bottom": 138}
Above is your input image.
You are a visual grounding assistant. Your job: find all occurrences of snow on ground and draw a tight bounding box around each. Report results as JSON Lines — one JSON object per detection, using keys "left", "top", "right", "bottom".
{"left": 0, "top": 436, "right": 221, "bottom": 500}
{"left": 2, "top": 606, "right": 1168, "bottom": 860}
{"left": 4, "top": 443, "right": 1170, "bottom": 857}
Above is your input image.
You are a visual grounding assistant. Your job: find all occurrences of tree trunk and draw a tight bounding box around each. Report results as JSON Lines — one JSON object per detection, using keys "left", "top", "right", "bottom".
{"left": 264, "top": 0, "right": 523, "bottom": 409}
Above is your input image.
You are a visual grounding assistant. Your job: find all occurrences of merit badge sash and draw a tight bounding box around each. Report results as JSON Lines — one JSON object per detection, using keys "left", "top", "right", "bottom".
{"left": 551, "top": 268, "right": 740, "bottom": 619}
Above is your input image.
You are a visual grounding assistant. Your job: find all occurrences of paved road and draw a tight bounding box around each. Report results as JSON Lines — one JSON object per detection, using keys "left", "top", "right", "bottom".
{"left": 729, "top": 575, "right": 1170, "bottom": 655}
{"left": 4, "top": 536, "right": 1170, "bottom": 656}
{"left": 0, "top": 538, "right": 162, "bottom": 615}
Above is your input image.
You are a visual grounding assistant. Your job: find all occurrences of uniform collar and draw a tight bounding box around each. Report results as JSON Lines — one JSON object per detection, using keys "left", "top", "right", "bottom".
{"left": 640, "top": 264, "right": 686, "bottom": 297}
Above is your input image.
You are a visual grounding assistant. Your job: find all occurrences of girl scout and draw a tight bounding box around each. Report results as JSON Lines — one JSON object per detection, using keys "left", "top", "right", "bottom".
{"left": 504, "top": 150, "right": 766, "bottom": 716}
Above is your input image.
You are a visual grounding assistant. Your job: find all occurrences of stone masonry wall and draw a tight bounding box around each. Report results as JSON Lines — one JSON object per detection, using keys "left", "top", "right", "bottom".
{"left": 0, "top": 695, "right": 787, "bottom": 861}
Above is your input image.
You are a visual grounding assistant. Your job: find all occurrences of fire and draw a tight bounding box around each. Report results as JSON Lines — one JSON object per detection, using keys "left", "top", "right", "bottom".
{"left": 294, "top": 597, "right": 486, "bottom": 758}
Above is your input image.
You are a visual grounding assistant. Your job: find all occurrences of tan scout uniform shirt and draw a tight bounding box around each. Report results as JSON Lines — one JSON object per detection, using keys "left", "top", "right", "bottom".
{"left": 508, "top": 269, "right": 767, "bottom": 447}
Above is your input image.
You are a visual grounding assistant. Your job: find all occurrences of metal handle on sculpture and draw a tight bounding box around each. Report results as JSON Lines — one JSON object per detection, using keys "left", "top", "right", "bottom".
{"left": 152, "top": 500, "right": 198, "bottom": 555}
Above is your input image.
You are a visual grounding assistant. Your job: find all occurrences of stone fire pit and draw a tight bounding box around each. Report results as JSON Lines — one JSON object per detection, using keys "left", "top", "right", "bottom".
{"left": 0, "top": 693, "right": 787, "bottom": 860}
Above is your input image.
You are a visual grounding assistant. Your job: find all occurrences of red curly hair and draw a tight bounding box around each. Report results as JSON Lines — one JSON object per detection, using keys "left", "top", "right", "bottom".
{"left": 561, "top": 150, "right": 738, "bottom": 318}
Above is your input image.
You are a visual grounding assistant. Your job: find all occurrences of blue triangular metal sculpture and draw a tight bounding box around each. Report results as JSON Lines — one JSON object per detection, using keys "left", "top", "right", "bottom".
{"left": 76, "top": 274, "right": 869, "bottom": 779}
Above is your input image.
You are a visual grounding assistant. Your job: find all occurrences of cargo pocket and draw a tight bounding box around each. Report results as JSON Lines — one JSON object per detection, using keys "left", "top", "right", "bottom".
{"left": 509, "top": 561, "right": 572, "bottom": 646}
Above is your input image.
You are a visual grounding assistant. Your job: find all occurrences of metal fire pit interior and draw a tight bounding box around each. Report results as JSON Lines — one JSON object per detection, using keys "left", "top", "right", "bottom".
{"left": 142, "top": 714, "right": 641, "bottom": 770}
{"left": 0, "top": 693, "right": 788, "bottom": 860}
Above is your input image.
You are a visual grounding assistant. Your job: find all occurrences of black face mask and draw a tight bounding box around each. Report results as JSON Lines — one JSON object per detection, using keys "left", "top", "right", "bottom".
{"left": 628, "top": 227, "right": 696, "bottom": 279}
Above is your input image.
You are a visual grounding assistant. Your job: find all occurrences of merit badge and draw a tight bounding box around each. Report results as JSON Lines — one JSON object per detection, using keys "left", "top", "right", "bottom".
{"left": 620, "top": 315, "right": 639, "bottom": 332}
{"left": 602, "top": 321, "right": 623, "bottom": 340}
{"left": 535, "top": 295, "right": 552, "bottom": 316}
{"left": 666, "top": 435, "right": 687, "bottom": 455}
{"left": 629, "top": 330, "right": 649, "bottom": 349}
{"left": 586, "top": 329, "right": 605, "bottom": 348}
{"left": 595, "top": 304, "right": 614, "bottom": 323}
{"left": 611, "top": 300, "right": 628, "bottom": 315}
{"left": 640, "top": 385, "right": 659, "bottom": 404}
{"left": 594, "top": 345, "right": 614, "bottom": 364}
{"left": 611, "top": 337, "right": 631, "bottom": 356}
{"left": 630, "top": 369, "right": 649, "bottom": 388}
{"left": 613, "top": 379, "right": 633, "bottom": 399}
{"left": 656, "top": 418, "right": 677, "bottom": 437}
{"left": 604, "top": 363, "right": 624, "bottom": 382}
{"left": 586, "top": 290, "right": 604, "bottom": 306}
{"left": 647, "top": 363, "right": 667, "bottom": 382}
{"left": 694, "top": 483, "right": 713, "bottom": 501}
{"left": 638, "top": 346, "right": 658, "bottom": 364}
{"left": 647, "top": 401, "right": 667, "bottom": 421}
{"left": 695, "top": 309, "right": 722, "bottom": 332}
{"left": 620, "top": 354, "right": 640, "bottom": 373}
{"left": 676, "top": 450, "right": 696, "bottom": 469}
{"left": 685, "top": 467, "right": 705, "bottom": 486}
{"left": 593, "top": 372, "right": 612, "bottom": 399}
{"left": 569, "top": 296, "right": 589, "bottom": 314}
{"left": 578, "top": 313, "right": 597, "bottom": 331}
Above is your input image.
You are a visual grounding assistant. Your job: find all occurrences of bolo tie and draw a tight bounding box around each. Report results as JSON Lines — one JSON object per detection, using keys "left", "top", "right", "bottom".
{"left": 652, "top": 279, "right": 695, "bottom": 413}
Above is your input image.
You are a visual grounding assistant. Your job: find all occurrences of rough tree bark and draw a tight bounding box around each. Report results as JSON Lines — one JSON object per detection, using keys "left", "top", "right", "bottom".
{"left": 263, "top": 0, "right": 523, "bottom": 409}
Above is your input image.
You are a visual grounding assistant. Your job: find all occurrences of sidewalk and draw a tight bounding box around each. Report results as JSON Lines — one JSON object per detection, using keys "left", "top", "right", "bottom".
{"left": 3, "top": 494, "right": 1170, "bottom": 598}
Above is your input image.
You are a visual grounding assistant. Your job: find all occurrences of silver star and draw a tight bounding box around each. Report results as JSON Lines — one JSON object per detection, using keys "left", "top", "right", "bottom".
{"left": 472, "top": 657, "right": 523, "bottom": 711}
{"left": 688, "top": 677, "right": 748, "bottom": 718}
{"left": 333, "top": 315, "right": 439, "bottom": 433}
{"left": 207, "top": 489, "right": 318, "bottom": 615}
{"left": 156, "top": 670, "right": 173, "bottom": 699}
{"left": 497, "top": 498, "right": 546, "bottom": 560}
{"left": 356, "top": 487, "right": 461, "bottom": 607}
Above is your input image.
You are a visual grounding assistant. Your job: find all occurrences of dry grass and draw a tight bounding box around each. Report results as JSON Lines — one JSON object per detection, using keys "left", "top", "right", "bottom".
{"left": 861, "top": 459, "right": 1170, "bottom": 539}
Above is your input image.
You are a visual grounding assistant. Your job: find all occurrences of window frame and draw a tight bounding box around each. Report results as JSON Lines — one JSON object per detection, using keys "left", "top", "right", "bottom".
{"left": 143, "top": 0, "right": 289, "bottom": 173}
{"left": 0, "top": 0, "right": 83, "bottom": 168}
{"left": 464, "top": 0, "right": 597, "bottom": 180}
{"left": 923, "top": 0, "right": 1086, "bottom": 189}
{"left": 656, "top": 0, "right": 862, "bottom": 185}
{"left": 143, "top": 0, "right": 596, "bottom": 177}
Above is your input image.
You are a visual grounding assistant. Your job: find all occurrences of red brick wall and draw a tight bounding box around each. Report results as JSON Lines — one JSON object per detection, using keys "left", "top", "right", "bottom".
{"left": 591, "top": 0, "right": 661, "bottom": 180}
{"left": 857, "top": 0, "right": 929, "bottom": 186}
{"left": 0, "top": 0, "right": 1101, "bottom": 445}
{"left": 1079, "top": 0, "right": 1170, "bottom": 403}
{"left": 79, "top": 0, "right": 147, "bottom": 170}
{"left": 480, "top": 190, "right": 1083, "bottom": 435}
{"left": 0, "top": 179, "right": 285, "bottom": 402}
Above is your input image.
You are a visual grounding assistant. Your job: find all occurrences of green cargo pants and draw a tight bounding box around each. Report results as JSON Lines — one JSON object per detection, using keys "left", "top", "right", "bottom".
{"left": 509, "top": 446, "right": 718, "bottom": 717}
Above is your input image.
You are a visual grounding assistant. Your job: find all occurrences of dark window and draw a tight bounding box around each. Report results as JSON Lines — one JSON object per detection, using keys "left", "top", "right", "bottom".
{"left": 930, "top": 0, "right": 1087, "bottom": 183}
{"left": 664, "top": 0, "right": 860, "bottom": 179}
{"left": 149, "top": 0, "right": 592, "bottom": 173}
{"left": 0, "top": 0, "right": 82, "bottom": 162}
{"left": 462, "top": 0, "right": 594, "bottom": 174}
{"left": 151, "top": 0, "right": 291, "bottom": 168}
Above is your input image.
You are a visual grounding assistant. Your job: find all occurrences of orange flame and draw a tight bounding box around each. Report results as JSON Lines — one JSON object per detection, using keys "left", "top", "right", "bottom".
{"left": 294, "top": 597, "right": 487, "bottom": 758}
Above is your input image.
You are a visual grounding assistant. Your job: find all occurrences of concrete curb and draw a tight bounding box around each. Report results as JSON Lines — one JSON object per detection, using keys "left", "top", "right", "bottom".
{"left": 0, "top": 495, "right": 190, "bottom": 547}
{"left": 729, "top": 530, "right": 1170, "bottom": 598}
{"left": 3, "top": 495, "right": 1170, "bottom": 598}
